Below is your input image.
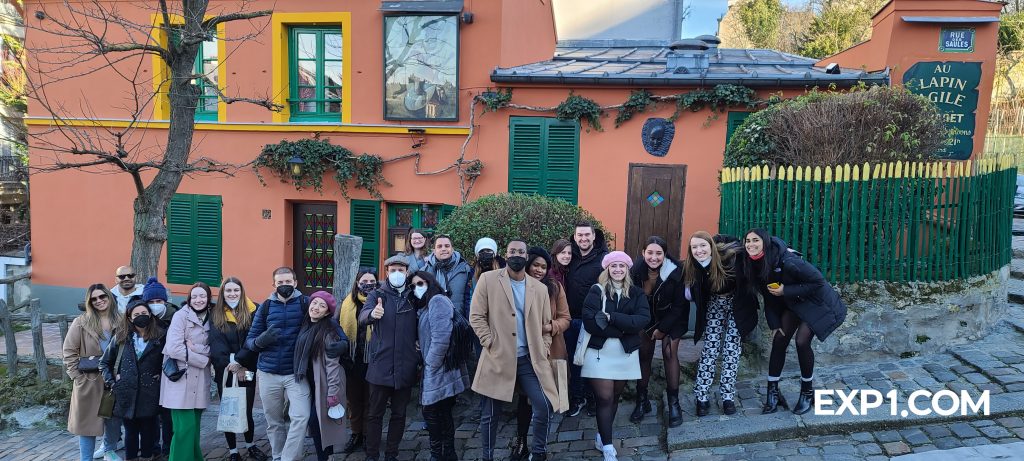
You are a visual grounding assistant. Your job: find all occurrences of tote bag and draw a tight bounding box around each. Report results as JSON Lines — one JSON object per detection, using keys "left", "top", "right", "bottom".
{"left": 216, "top": 372, "right": 249, "bottom": 433}
{"left": 572, "top": 284, "right": 605, "bottom": 367}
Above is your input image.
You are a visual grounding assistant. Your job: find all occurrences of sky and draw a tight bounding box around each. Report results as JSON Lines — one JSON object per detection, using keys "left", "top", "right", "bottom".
{"left": 682, "top": 0, "right": 806, "bottom": 37}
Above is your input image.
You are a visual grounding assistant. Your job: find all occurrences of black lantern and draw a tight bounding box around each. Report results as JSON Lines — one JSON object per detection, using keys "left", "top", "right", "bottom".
{"left": 287, "top": 155, "right": 305, "bottom": 177}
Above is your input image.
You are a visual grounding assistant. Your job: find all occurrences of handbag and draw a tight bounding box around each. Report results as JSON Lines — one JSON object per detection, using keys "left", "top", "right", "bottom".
{"left": 77, "top": 356, "right": 101, "bottom": 373}
{"left": 216, "top": 372, "right": 249, "bottom": 434}
{"left": 572, "top": 284, "right": 604, "bottom": 367}
{"left": 98, "top": 343, "right": 124, "bottom": 418}
{"left": 163, "top": 332, "right": 189, "bottom": 382}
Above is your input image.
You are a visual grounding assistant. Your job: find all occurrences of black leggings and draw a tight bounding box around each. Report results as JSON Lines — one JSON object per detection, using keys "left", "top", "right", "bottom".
{"left": 215, "top": 368, "right": 257, "bottom": 448}
{"left": 637, "top": 334, "right": 680, "bottom": 392}
{"left": 591, "top": 379, "right": 626, "bottom": 445}
{"left": 768, "top": 308, "right": 815, "bottom": 379}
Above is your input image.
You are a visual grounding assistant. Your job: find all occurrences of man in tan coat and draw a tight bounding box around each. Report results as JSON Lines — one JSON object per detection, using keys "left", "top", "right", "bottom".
{"left": 470, "top": 239, "right": 557, "bottom": 461}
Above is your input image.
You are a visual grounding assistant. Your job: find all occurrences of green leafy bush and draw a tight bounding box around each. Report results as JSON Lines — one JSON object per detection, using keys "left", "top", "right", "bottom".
{"left": 724, "top": 85, "right": 948, "bottom": 167}
{"left": 434, "top": 193, "right": 606, "bottom": 256}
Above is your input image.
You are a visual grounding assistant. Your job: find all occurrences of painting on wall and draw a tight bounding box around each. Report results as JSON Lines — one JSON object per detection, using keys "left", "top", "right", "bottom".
{"left": 383, "top": 15, "right": 459, "bottom": 121}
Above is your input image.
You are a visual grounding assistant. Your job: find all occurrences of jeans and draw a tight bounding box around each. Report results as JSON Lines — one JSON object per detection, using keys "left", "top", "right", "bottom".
{"left": 102, "top": 416, "right": 122, "bottom": 451}
{"left": 563, "top": 319, "right": 586, "bottom": 401}
{"left": 423, "top": 396, "right": 457, "bottom": 461}
{"left": 480, "top": 356, "right": 551, "bottom": 460}
{"left": 257, "top": 371, "right": 311, "bottom": 461}
{"left": 365, "top": 384, "right": 413, "bottom": 459}
{"left": 78, "top": 435, "right": 96, "bottom": 461}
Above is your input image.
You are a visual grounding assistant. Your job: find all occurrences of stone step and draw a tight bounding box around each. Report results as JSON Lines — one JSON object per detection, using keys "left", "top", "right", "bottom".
{"left": 1008, "top": 278, "right": 1024, "bottom": 304}
{"left": 1012, "top": 259, "right": 1024, "bottom": 280}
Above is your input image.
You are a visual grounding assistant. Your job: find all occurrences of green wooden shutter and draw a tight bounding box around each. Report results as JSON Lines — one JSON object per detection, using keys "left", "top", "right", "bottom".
{"left": 726, "top": 111, "right": 750, "bottom": 145}
{"left": 166, "top": 194, "right": 222, "bottom": 285}
{"left": 439, "top": 204, "right": 457, "bottom": 223}
{"left": 543, "top": 119, "right": 580, "bottom": 204}
{"left": 350, "top": 199, "right": 381, "bottom": 269}
{"left": 508, "top": 117, "right": 544, "bottom": 195}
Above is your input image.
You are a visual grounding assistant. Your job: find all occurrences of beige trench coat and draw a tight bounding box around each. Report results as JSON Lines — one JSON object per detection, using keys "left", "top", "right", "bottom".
{"left": 62, "top": 317, "right": 107, "bottom": 436}
{"left": 469, "top": 269, "right": 559, "bottom": 409}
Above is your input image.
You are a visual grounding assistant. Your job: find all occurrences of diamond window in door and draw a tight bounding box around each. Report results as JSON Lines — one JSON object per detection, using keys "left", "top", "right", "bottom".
{"left": 301, "top": 212, "right": 336, "bottom": 289}
{"left": 647, "top": 191, "right": 665, "bottom": 207}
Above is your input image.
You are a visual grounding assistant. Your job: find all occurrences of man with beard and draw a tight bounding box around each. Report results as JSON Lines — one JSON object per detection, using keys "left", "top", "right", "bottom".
{"left": 423, "top": 234, "right": 472, "bottom": 317}
{"left": 563, "top": 222, "right": 609, "bottom": 416}
{"left": 111, "top": 265, "right": 144, "bottom": 313}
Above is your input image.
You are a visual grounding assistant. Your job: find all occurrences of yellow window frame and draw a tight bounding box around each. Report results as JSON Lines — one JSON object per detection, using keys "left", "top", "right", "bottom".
{"left": 271, "top": 12, "right": 353, "bottom": 124}
{"left": 150, "top": 14, "right": 228, "bottom": 121}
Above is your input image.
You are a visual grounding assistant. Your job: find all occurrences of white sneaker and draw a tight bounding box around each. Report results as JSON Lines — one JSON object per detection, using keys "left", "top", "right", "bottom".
{"left": 601, "top": 444, "right": 617, "bottom": 461}
{"left": 103, "top": 451, "right": 123, "bottom": 461}
{"left": 92, "top": 444, "right": 105, "bottom": 459}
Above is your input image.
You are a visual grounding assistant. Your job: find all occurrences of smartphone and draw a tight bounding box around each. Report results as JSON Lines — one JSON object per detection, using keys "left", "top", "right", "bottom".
{"left": 767, "top": 282, "right": 781, "bottom": 289}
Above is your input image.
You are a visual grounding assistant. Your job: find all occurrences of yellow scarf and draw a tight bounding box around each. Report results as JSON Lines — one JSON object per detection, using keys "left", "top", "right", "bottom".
{"left": 225, "top": 298, "right": 257, "bottom": 324}
{"left": 339, "top": 293, "right": 372, "bottom": 343}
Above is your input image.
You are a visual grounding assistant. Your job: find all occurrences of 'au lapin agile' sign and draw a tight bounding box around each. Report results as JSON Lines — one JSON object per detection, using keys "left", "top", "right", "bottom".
{"left": 902, "top": 61, "right": 981, "bottom": 160}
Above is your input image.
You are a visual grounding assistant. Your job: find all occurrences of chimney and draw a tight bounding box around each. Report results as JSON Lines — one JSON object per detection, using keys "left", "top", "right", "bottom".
{"left": 696, "top": 35, "right": 721, "bottom": 50}
{"left": 666, "top": 39, "right": 710, "bottom": 74}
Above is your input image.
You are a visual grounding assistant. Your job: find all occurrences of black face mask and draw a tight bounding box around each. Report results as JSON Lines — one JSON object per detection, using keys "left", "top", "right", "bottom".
{"left": 358, "top": 282, "right": 377, "bottom": 295}
{"left": 507, "top": 256, "right": 528, "bottom": 272}
{"left": 132, "top": 315, "right": 152, "bottom": 328}
{"left": 477, "top": 252, "right": 494, "bottom": 268}
{"left": 276, "top": 285, "right": 295, "bottom": 299}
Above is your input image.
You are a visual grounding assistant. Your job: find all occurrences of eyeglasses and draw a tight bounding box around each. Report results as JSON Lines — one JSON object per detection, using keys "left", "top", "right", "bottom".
{"left": 90, "top": 294, "right": 109, "bottom": 303}
{"left": 116, "top": 274, "right": 135, "bottom": 280}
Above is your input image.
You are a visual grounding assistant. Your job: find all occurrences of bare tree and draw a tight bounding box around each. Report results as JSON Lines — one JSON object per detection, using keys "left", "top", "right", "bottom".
{"left": 25, "top": 0, "right": 279, "bottom": 280}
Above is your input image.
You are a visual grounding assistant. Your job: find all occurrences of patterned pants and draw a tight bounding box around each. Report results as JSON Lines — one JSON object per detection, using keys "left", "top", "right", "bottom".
{"left": 694, "top": 294, "right": 741, "bottom": 402}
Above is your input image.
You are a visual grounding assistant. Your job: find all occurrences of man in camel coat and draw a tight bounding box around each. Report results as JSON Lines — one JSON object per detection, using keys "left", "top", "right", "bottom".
{"left": 470, "top": 238, "right": 557, "bottom": 461}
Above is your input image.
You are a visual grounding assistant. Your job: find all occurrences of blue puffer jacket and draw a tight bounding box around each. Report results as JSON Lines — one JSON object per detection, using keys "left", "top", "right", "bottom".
{"left": 245, "top": 290, "right": 308, "bottom": 375}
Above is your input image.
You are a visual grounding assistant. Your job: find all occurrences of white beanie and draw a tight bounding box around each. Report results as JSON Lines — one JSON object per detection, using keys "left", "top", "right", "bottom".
{"left": 475, "top": 237, "right": 498, "bottom": 255}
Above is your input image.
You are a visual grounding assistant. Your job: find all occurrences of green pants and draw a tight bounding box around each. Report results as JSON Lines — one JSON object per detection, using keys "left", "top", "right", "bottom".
{"left": 169, "top": 409, "right": 204, "bottom": 461}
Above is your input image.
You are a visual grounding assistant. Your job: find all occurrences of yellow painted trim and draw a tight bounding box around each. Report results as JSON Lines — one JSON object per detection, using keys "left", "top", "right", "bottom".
{"left": 151, "top": 14, "right": 228, "bottom": 122}
{"left": 271, "top": 12, "right": 352, "bottom": 124}
{"left": 25, "top": 117, "right": 470, "bottom": 135}
{"left": 217, "top": 22, "right": 228, "bottom": 121}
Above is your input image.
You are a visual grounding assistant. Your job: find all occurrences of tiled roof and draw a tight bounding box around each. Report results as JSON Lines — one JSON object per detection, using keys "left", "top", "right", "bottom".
{"left": 491, "top": 41, "right": 889, "bottom": 87}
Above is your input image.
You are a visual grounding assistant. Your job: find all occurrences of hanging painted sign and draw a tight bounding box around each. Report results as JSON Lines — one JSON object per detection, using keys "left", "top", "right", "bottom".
{"left": 939, "top": 27, "right": 975, "bottom": 53}
{"left": 902, "top": 61, "right": 981, "bottom": 160}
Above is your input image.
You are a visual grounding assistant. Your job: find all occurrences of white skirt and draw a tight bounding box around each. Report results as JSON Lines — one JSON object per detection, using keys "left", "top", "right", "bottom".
{"left": 580, "top": 338, "right": 641, "bottom": 380}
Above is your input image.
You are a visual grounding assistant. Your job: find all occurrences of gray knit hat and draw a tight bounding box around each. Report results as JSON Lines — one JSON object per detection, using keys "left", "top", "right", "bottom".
{"left": 383, "top": 254, "right": 410, "bottom": 268}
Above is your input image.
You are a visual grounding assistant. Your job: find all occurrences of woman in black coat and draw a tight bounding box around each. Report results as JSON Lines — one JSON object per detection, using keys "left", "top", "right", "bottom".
{"left": 737, "top": 228, "right": 847, "bottom": 415}
{"left": 100, "top": 299, "right": 166, "bottom": 461}
{"left": 629, "top": 236, "right": 687, "bottom": 426}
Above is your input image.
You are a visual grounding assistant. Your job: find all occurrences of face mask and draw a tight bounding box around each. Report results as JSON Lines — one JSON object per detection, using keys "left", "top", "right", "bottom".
{"left": 358, "top": 282, "right": 377, "bottom": 295}
{"left": 225, "top": 299, "right": 240, "bottom": 308}
{"left": 477, "top": 253, "right": 494, "bottom": 267}
{"left": 276, "top": 285, "right": 295, "bottom": 299}
{"left": 132, "top": 315, "right": 152, "bottom": 328}
{"left": 413, "top": 285, "right": 428, "bottom": 299}
{"left": 148, "top": 303, "right": 166, "bottom": 317}
{"left": 506, "top": 256, "right": 528, "bottom": 272}
{"left": 388, "top": 271, "right": 407, "bottom": 288}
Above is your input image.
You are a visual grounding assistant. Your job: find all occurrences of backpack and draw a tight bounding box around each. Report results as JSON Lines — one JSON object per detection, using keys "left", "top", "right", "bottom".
{"left": 442, "top": 306, "right": 474, "bottom": 371}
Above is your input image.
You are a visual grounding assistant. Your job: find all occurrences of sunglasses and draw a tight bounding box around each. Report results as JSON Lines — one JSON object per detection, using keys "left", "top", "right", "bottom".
{"left": 413, "top": 281, "right": 428, "bottom": 287}
{"left": 116, "top": 274, "right": 135, "bottom": 280}
{"left": 90, "top": 294, "right": 109, "bottom": 302}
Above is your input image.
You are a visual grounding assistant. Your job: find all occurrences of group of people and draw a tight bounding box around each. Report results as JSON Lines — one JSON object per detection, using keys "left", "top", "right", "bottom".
{"left": 62, "top": 224, "right": 846, "bottom": 461}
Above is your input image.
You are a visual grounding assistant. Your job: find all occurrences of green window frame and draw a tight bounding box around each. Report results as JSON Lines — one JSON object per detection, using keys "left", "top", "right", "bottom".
{"left": 289, "top": 27, "right": 343, "bottom": 122}
{"left": 350, "top": 199, "right": 381, "bottom": 269}
{"left": 194, "top": 39, "right": 219, "bottom": 121}
{"left": 167, "top": 194, "right": 222, "bottom": 286}
{"left": 726, "top": 111, "right": 750, "bottom": 146}
{"left": 508, "top": 116, "right": 580, "bottom": 204}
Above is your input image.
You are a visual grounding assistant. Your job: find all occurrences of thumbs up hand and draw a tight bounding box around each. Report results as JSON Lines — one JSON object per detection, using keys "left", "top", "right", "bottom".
{"left": 371, "top": 298, "right": 385, "bottom": 320}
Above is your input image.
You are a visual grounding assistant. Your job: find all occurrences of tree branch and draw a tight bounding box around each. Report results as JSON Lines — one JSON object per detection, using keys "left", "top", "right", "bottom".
{"left": 196, "top": 74, "right": 284, "bottom": 111}
{"left": 203, "top": 10, "right": 273, "bottom": 30}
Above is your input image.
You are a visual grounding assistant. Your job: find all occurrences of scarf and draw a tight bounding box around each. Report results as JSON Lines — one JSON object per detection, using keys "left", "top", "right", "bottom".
{"left": 293, "top": 324, "right": 317, "bottom": 381}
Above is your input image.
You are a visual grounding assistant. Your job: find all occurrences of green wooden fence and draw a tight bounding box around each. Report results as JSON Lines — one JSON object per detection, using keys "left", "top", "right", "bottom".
{"left": 719, "top": 156, "right": 1017, "bottom": 283}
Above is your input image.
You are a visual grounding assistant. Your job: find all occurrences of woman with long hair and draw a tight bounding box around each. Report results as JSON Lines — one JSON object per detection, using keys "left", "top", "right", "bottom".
{"left": 161, "top": 282, "right": 213, "bottom": 460}
{"left": 509, "top": 247, "right": 571, "bottom": 460}
{"left": 208, "top": 277, "right": 267, "bottom": 461}
{"left": 548, "top": 239, "right": 572, "bottom": 287}
{"left": 580, "top": 252, "right": 650, "bottom": 461}
{"left": 295, "top": 291, "right": 348, "bottom": 461}
{"left": 63, "top": 283, "right": 123, "bottom": 461}
{"left": 402, "top": 228, "right": 430, "bottom": 272}
{"left": 685, "top": 232, "right": 746, "bottom": 417}
{"left": 629, "top": 236, "right": 687, "bottom": 426}
{"left": 409, "top": 270, "right": 470, "bottom": 461}
{"left": 338, "top": 267, "right": 378, "bottom": 454}
{"left": 737, "top": 229, "right": 847, "bottom": 415}
{"left": 100, "top": 299, "right": 166, "bottom": 461}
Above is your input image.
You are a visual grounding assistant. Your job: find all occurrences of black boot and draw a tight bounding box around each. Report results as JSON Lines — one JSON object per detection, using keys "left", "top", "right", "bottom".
{"left": 342, "top": 433, "right": 364, "bottom": 454}
{"left": 629, "top": 387, "right": 651, "bottom": 423}
{"left": 722, "top": 399, "right": 736, "bottom": 415}
{"left": 510, "top": 436, "right": 530, "bottom": 461}
{"left": 762, "top": 380, "right": 789, "bottom": 414}
{"left": 694, "top": 398, "right": 710, "bottom": 417}
{"left": 792, "top": 380, "right": 814, "bottom": 415}
{"left": 667, "top": 389, "right": 683, "bottom": 427}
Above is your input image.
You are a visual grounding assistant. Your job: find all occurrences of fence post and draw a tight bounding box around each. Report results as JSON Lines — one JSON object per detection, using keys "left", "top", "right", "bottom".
{"left": 57, "top": 315, "right": 69, "bottom": 382}
{"left": 29, "top": 299, "right": 47, "bottom": 382}
{"left": 0, "top": 299, "right": 15, "bottom": 377}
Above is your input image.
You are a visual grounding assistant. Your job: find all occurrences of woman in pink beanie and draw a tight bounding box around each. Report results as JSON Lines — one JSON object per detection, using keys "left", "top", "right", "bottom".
{"left": 295, "top": 290, "right": 349, "bottom": 460}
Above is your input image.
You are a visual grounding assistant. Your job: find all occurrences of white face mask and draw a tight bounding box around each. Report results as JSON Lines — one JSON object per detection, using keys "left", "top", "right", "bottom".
{"left": 413, "top": 285, "right": 428, "bottom": 299}
{"left": 388, "top": 271, "right": 407, "bottom": 288}
{"left": 148, "top": 303, "right": 166, "bottom": 317}
{"left": 226, "top": 299, "right": 240, "bottom": 308}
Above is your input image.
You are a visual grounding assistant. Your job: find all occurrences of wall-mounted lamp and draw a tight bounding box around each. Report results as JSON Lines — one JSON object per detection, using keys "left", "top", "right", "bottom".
{"left": 462, "top": 12, "right": 474, "bottom": 24}
{"left": 287, "top": 155, "right": 305, "bottom": 177}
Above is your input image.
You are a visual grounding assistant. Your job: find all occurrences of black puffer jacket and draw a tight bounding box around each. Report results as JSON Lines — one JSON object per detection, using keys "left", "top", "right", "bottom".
{"left": 209, "top": 301, "right": 259, "bottom": 385}
{"left": 100, "top": 333, "right": 165, "bottom": 420}
{"left": 690, "top": 236, "right": 755, "bottom": 342}
{"left": 735, "top": 237, "right": 847, "bottom": 341}
{"left": 631, "top": 258, "right": 688, "bottom": 339}
{"left": 582, "top": 284, "right": 651, "bottom": 353}
{"left": 565, "top": 228, "right": 609, "bottom": 319}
